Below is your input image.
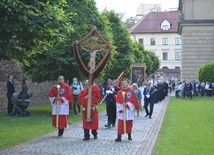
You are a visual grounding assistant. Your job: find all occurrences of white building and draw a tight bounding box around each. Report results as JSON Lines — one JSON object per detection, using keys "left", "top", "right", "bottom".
{"left": 129, "top": 11, "right": 181, "bottom": 77}
{"left": 134, "top": 3, "right": 161, "bottom": 22}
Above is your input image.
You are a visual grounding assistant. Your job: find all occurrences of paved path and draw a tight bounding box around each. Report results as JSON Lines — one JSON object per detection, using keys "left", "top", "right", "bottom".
{"left": 0, "top": 95, "right": 171, "bottom": 155}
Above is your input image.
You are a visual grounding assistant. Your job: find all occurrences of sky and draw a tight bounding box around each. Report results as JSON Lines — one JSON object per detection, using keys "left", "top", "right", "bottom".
{"left": 95, "top": 0, "right": 179, "bottom": 20}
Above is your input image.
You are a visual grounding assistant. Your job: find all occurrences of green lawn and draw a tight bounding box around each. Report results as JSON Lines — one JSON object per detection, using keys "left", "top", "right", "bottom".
{"left": 0, "top": 103, "right": 106, "bottom": 149}
{"left": 153, "top": 97, "right": 214, "bottom": 155}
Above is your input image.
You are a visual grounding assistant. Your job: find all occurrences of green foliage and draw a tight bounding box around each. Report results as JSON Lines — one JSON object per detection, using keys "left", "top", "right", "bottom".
{"left": 100, "top": 10, "right": 136, "bottom": 79}
{"left": 22, "top": 0, "right": 103, "bottom": 83}
{"left": 125, "top": 17, "right": 135, "bottom": 24}
{"left": 2, "top": 0, "right": 160, "bottom": 83}
{"left": 198, "top": 62, "right": 214, "bottom": 82}
{"left": 0, "top": 0, "right": 74, "bottom": 62}
{"left": 146, "top": 50, "right": 160, "bottom": 75}
{"left": 154, "top": 97, "right": 214, "bottom": 155}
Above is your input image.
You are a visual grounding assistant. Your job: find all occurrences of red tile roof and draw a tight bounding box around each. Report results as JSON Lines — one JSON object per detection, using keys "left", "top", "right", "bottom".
{"left": 130, "top": 11, "right": 180, "bottom": 34}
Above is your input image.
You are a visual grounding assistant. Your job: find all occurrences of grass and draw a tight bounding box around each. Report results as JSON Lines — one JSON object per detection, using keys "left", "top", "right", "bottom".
{"left": 0, "top": 102, "right": 106, "bottom": 149}
{"left": 153, "top": 96, "right": 214, "bottom": 155}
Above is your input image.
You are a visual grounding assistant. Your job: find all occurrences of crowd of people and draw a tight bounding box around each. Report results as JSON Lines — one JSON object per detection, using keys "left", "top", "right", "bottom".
{"left": 173, "top": 79, "right": 214, "bottom": 99}
{"left": 8, "top": 74, "right": 213, "bottom": 142}
{"left": 47, "top": 75, "right": 172, "bottom": 142}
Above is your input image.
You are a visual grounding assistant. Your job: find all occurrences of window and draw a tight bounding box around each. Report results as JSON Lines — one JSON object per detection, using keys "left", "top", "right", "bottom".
{"left": 175, "top": 38, "right": 181, "bottom": 45}
{"left": 162, "top": 38, "right": 168, "bottom": 45}
{"left": 163, "top": 25, "right": 169, "bottom": 30}
{"left": 150, "top": 38, "right": 155, "bottom": 45}
{"left": 175, "top": 52, "right": 181, "bottom": 60}
{"left": 138, "top": 38, "right": 143, "bottom": 45}
{"left": 162, "top": 66, "right": 169, "bottom": 69}
{"left": 163, "top": 52, "right": 168, "bottom": 60}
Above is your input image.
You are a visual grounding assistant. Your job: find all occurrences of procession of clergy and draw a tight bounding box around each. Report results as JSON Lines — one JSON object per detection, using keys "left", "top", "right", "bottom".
{"left": 48, "top": 75, "right": 165, "bottom": 142}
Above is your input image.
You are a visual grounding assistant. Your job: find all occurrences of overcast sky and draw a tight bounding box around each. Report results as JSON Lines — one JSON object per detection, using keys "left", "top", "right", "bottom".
{"left": 95, "top": 0, "right": 179, "bottom": 20}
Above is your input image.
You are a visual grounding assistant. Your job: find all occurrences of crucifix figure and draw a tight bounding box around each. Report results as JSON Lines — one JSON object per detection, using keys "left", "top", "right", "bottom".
{"left": 80, "top": 45, "right": 106, "bottom": 74}
{"left": 74, "top": 27, "right": 111, "bottom": 126}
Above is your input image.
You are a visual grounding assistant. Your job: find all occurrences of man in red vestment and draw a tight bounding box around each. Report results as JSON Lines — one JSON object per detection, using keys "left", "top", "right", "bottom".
{"left": 48, "top": 75, "right": 74, "bottom": 136}
{"left": 78, "top": 80, "right": 101, "bottom": 141}
{"left": 115, "top": 79, "right": 139, "bottom": 142}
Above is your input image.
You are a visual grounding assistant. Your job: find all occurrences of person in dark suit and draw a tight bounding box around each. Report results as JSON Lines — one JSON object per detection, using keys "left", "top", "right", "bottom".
{"left": 104, "top": 79, "right": 112, "bottom": 116}
{"left": 104, "top": 79, "right": 120, "bottom": 128}
{"left": 143, "top": 81, "right": 157, "bottom": 119}
{"left": 6, "top": 75, "right": 15, "bottom": 115}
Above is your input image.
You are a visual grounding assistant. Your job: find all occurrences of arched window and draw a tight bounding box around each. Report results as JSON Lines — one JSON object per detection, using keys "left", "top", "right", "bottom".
{"left": 162, "top": 66, "right": 169, "bottom": 70}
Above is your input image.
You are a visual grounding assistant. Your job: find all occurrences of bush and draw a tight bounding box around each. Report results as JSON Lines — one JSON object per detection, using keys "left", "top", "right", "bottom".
{"left": 198, "top": 62, "right": 214, "bottom": 82}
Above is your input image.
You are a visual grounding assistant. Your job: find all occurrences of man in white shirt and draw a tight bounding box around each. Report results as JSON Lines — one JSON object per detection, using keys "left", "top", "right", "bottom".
{"left": 70, "top": 78, "right": 83, "bottom": 116}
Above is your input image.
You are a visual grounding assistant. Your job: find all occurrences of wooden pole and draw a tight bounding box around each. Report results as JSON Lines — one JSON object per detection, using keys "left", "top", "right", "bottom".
{"left": 99, "top": 71, "right": 124, "bottom": 105}
{"left": 122, "top": 91, "right": 126, "bottom": 134}
{"left": 86, "top": 78, "right": 93, "bottom": 122}
{"left": 56, "top": 85, "right": 60, "bottom": 128}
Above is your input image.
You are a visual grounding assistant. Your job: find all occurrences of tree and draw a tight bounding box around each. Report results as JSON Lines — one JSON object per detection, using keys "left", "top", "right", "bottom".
{"left": 146, "top": 51, "right": 160, "bottom": 75}
{"left": 22, "top": 0, "right": 107, "bottom": 83}
{"left": 0, "top": 0, "right": 73, "bottom": 63}
{"left": 198, "top": 62, "right": 214, "bottom": 82}
{"left": 125, "top": 17, "right": 135, "bottom": 24}
{"left": 21, "top": 1, "right": 160, "bottom": 83}
{"left": 100, "top": 10, "right": 136, "bottom": 79}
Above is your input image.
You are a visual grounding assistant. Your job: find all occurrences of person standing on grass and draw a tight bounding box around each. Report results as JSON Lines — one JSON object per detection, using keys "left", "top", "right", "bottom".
{"left": 6, "top": 75, "right": 15, "bottom": 116}
{"left": 186, "top": 80, "right": 193, "bottom": 99}
{"left": 78, "top": 80, "right": 101, "bottom": 141}
{"left": 115, "top": 79, "right": 139, "bottom": 142}
{"left": 48, "top": 75, "right": 74, "bottom": 137}
{"left": 70, "top": 77, "right": 83, "bottom": 116}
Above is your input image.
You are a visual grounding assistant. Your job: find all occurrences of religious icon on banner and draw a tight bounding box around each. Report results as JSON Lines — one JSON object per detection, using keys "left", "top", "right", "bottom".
{"left": 130, "top": 64, "right": 146, "bottom": 84}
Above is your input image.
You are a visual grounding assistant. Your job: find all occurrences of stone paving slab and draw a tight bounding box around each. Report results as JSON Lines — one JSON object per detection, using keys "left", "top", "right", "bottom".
{"left": 0, "top": 95, "right": 171, "bottom": 155}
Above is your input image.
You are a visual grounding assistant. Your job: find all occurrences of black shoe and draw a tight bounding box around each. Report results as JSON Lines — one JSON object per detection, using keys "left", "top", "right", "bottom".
{"left": 128, "top": 133, "right": 132, "bottom": 140}
{"left": 115, "top": 138, "right": 121, "bottom": 142}
{"left": 149, "top": 116, "right": 152, "bottom": 119}
{"left": 105, "top": 124, "right": 111, "bottom": 128}
{"left": 8, "top": 112, "right": 14, "bottom": 116}
{"left": 145, "top": 114, "right": 149, "bottom": 117}
{"left": 94, "top": 135, "right": 97, "bottom": 139}
{"left": 112, "top": 124, "right": 115, "bottom": 127}
{"left": 115, "top": 134, "right": 121, "bottom": 142}
{"left": 58, "top": 134, "right": 63, "bottom": 137}
{"left": 83, "top": 137, "right": 89, "bottom": 141}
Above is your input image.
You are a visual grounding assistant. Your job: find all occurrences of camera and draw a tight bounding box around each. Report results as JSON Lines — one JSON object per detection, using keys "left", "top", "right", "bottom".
{"left": 72, "top": 86, "right": 77, "bottom": 90}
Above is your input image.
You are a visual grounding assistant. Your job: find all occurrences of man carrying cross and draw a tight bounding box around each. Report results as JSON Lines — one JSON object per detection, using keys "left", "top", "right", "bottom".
{"left": 78, "top": 80, "right": 101, "bottom": 141}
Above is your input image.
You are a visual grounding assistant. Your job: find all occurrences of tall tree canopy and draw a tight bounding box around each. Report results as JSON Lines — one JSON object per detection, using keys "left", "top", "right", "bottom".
{"left": 100, "top": 10, "right": 136, "bottom": 79}
{"left": 0, "top": 0, "right": 73, "bottom": 63}
{"left": 1, "top": 0, "right": 160, "bottom": 83}
{"left": 22, "top": 0, "right": 104, "bottom": 82}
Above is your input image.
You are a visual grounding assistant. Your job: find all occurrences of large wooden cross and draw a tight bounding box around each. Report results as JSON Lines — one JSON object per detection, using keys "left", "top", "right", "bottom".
{"left": 74, "top": 27, "right": 111, "bottom": 122}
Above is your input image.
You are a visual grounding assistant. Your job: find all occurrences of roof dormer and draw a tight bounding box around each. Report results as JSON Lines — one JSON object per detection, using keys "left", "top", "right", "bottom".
{"left": 161, "top": 20, "right": 171, "bottom": 30}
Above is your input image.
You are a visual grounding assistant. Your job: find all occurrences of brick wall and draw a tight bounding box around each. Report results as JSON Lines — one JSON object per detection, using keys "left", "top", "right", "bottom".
{"left": 0, "top": 60, "right": 54, "bottom": 112}
{"left": 181, "top": 26, "right": 214, "bottom": 80}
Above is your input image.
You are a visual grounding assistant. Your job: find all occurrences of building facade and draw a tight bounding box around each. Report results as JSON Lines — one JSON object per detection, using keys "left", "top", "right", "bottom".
{"left": 178, "top": 0, "right": 214, "bottom": 80}
{"left": 129, "top": 11, "right": 181, "bottom": 77}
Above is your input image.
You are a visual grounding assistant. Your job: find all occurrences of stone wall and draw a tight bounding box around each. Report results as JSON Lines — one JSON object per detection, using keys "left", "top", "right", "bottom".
{"left": 181, "top": 26, "right": 214, "bottom": 80}
{"left": 0, "top": 60, "right": 54, "bottom": 112}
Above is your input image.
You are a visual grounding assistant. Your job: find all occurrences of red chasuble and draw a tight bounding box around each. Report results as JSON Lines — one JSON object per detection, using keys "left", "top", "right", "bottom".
{"left": 48, "top": 83, "right": 74, "bottom": 129}
{"left": 78, "top": 85, "right": 101, "bottom": 130}
{"left": 48, "top": 83, "right": 74, "bottom": 104}
{"left": 116, "top": 87, "right": 139, "bottom": 134}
